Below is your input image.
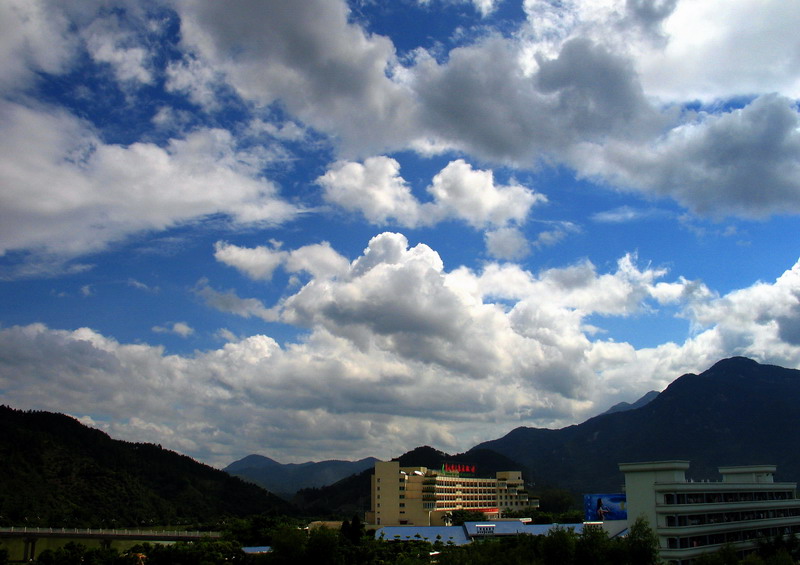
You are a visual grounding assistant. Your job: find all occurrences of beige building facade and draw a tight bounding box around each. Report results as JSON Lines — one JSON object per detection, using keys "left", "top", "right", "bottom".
{"left": 367, "top": 460, "right": 536, "bottom": 526}
{"left": 619, "top": 461, "right": 800, "bottom": 564}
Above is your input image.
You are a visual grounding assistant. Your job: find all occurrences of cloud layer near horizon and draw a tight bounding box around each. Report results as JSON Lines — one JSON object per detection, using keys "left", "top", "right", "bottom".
{"left": 3, "top": 233, "right": 800, "bottom": 465}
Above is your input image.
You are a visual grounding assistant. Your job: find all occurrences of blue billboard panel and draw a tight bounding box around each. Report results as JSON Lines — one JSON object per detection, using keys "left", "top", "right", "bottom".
{"left": 584, "top": 494, "right": 627, "bottom": 521}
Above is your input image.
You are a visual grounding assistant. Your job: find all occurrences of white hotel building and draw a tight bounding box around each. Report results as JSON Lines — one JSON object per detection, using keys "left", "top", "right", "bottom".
{"left": 619, "top": 461, "right": 800, "bottom": 564}
{"left": 367, "top": 460, "right": 536, "bottom": 526}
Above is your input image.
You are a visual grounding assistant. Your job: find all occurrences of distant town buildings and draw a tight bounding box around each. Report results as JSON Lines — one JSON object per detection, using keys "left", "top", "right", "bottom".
{"left": 367, "top": 460, "right": 537, "bottom": 526}
{"left": 369, "top": 459, "right": 800, "bottom": 564}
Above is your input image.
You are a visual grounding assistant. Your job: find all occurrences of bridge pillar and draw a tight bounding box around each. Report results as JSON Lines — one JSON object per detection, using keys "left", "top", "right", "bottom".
{"left": 22, "top": 537, "right": 37, "bottom": 562}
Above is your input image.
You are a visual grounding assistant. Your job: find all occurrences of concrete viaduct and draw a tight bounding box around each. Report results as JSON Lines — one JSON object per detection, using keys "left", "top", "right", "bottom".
{"left": 0, "top": 526, "right": 221, "bottom": 561}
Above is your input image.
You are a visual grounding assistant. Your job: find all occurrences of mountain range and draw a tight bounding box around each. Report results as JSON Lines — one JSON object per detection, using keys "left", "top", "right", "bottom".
{"left": 472, "top": 356, "right": 800, "bottom": 493}
{"left": 224, "top": 454, "right": 378, "bottom": 498}
{"left": 271, "top": 356, "right": 800, "bottom": 514}
{"left": 3, "top": 356, "right": 799, "bottom": 523}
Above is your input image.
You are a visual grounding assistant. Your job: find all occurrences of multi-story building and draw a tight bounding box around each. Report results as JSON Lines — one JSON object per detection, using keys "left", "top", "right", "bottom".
{"left": 367, "top": 460, "right": 536, "bottom": 526}
{"left": 619, "top": 461, "right": 800, "bottom": 564}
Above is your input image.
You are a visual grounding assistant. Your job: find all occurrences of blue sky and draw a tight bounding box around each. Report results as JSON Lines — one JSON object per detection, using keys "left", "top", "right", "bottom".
{"left": 1, "top": 0, "right": 800, "bottom": 467}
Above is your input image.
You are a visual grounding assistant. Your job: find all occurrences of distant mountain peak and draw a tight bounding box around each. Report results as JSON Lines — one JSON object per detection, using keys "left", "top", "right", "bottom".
{"left": 473, "top": 357, "right": 800, "bottom": 493}
{"left": 225, "top": 453, "right": 282, "bottom": 472}
{"left": 602, "top": 390, "right": 659, "bottom": 415}
{"left": 224, "top": 454, "right": 379, "bottom": 498}
{"left": 708, "top": 356, "right": 765, "bottom": 372}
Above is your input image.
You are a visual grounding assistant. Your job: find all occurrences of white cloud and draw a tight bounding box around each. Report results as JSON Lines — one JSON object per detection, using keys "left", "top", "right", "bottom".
{"left": 519, "top": 0, "right": 800, "bottom": 101}
{"left": 214, "top": 241, "right": 287, "bottom": 281}
{"left": 592, "top": 205, "right": 664, "bottom": 223}
{"left": 485, "top": 227, "right": 530, "bottom": 260}
{"left": 638, "top": 0, "right": 800, "bottom": 101}
{"left": 82, "top": 14, "right": 153, "bottom": 84}
{"left": 571, "top": 95, "right": 800, "bottom": 218}
{"left": 194, "top": 279, "right": 279, "bottom": 322}
{"left": 165, "top": 55, "right": 225, "bottom": 110}
{"left": 161, "top": 0, "right": 800, "bottom": 221}
{"left": 174, "top": 0, "right": 415, "bottom": 155}
{"left": 318, "top": 157, "right": 545, "bottom": 235}
{"left": 0, "top": 101, "right": 300, "bottom": 265}
{"left": 0, "top": 0, "right": 78, "bottom": 91}
{"left": 153, "top": 322, "right": 195, "bottom": 337}
{"left": 417, "top": 0, "right": 500, "bottom": 17}
{"left": 428, "top": 160, "right": 545, "bottom": 228}
{"left": 214, "top": 240, "right": 350, "bottom": 282}
{"left": 127, "top": 279, "right": 159, "bottom": 293}
{"left": 531, "top": 221, "right": 581, "bottom": 249}
{"left": 6, "top": 0, "right": 800, "bottom": 230}
{"left": 318, "top": 157, "right": 429, "bottom": 227}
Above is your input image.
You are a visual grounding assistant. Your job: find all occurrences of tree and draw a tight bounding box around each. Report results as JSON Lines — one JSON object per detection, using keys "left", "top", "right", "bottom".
{"left": 541, "top": 527, "right": 576, "bottom": 565}
{"left": 268, "top": 524, "right": 308, "bottom": 565}
{"left": 306, "top": 526, "right": 342, "bottom": 565}
{"left": 575, "top": 523, "right": 612, "bottom": 565}
{"left": 536, "top": 488, "right": 579, "bottom": 514}
{"left": 449, "top": 509, "right": 486, "bottom": 525}
{"left": 340, "top": 514, "right": 365, "bottom": 545}
{"left": 625, "top": 516, "right": 661, "bottom": 565}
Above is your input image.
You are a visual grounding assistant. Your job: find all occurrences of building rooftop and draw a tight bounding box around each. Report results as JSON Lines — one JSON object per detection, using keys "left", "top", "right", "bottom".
{"left": 374, "top": 521, "right": 585, "bottom": 546}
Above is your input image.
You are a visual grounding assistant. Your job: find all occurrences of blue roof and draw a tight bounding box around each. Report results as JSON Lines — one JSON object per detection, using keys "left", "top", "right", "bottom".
{"left": 375, "top": 526, "right": 470, "bottom": 546}
{"left": 463, "top": 521, "right": 585, "bottom": 537}
{"left": 374, "top": 522, "right": 587, "bottom": 546}
{"left": 242, "top": 546, "right": 272, "bottom": 554}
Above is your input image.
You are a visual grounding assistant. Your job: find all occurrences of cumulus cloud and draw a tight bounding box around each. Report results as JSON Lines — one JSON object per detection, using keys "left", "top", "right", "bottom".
{"left": 174, "top": 0, "right": 416, "bottom": 155}
{"left": 318, "top": 157, "right": 545, "bottom": 237}
{"left": 429, "top": 160, "right": 545, "bottom": 227}
{"left": 0, "top": 101, "right": 300, "bottom": 265}
{"left": 318, "top": 157, "right": 430, "bottom": 227}
{"left": 520, "top": 0, "right": 800, "bottom": 101}
{"left": 572, "top": 95, "right": 800, "bottom": 218}
{"left": 637, "top": 0, "right": 800, "bottom": 101}
{"left": 214, "top": 240, "right": 349, "bottom": 281}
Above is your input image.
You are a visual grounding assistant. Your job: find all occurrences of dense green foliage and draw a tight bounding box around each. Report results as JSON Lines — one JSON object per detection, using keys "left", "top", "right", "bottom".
{"left": 0, "top": 406, "right": 293, "bottom": 527}
{"left": 1, "top": 516, "right": 658, "bottom": 565}
{"left": 690, "top": 533, "right": 800, "bottom": 565}
{"left": 17, "top": 515, "right": 800, "bottom": 565}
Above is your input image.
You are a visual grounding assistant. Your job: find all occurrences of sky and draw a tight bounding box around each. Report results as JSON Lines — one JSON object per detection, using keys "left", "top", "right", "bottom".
{"left": 1, "top": 0, "right": 800, "bottom": 468}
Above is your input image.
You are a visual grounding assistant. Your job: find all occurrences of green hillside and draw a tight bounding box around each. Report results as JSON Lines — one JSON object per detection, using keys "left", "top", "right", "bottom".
{"left": 0, "top": 406, "right": 294, "bottom": 527}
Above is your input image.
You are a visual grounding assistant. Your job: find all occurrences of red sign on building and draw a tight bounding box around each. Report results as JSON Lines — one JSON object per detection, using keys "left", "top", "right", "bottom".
{"left": 442, "top": 462, "right": 476, "bottom": 474}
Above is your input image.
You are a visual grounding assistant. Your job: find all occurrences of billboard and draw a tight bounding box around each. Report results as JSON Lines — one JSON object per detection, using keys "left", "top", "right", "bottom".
{"left": 583, "top": 494, "right": 627, "bottom": 521}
